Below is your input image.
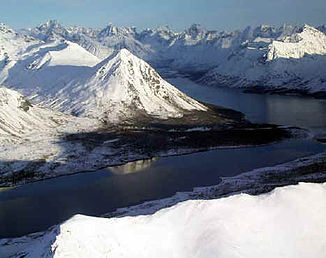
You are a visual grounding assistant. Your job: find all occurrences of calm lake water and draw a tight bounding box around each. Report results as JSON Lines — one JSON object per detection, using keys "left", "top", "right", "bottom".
{"left": 1, "top": 77, "right": 326, "bottom": 238}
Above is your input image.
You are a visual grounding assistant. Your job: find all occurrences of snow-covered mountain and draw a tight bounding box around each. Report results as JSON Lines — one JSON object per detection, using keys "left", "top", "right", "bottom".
{"left": 25, "top": 21, "right": 247, "bottom": 71}
{"left": 0, "top": 23, "right": 39, "bottom": 64}
{"left": 201, "top": 24, "right": 326, "bottom": 94}
{"left": 0, "top": 86, "right": 96, "bottom": 144}
{"left": 23, "top": 21, "right": 326, "bottom": 82}
{"left": 3, "top": 20, "right": 326, "bottom": 98}
{"left": 1, "top": 38, "right": 207, "bottom": 123}
{"left": 71, "top": 49, "right": 207, "bottom": 123}
{"left": 0, "top": 39, "right": 100, "bottom": 98}
{"left": 0, "top": 86, "right": 53, "bottom": 143}
{"left": 24, "top": 20, "right": 151, "bottom": 60}
{"left": 266, "top": 25, "right": 326, "bottom": 60}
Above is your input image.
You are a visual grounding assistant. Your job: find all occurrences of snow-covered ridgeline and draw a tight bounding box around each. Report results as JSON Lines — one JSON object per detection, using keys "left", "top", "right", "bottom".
{"left": 266, "top": 25, "right": 326, "bottom": 60}
{"left": 200, "top": 25, "right": 326, "bottom": 93}
{"left": 1, "top": 42, "right": 207, "bottom": 123}
{"left": 2, "top": 20, "right": 326, "bottom": 95}
{"left": 0, "top": 84, "right": 100, "bottom": 145}
{"left": 21, "top": 21, "right": 325, "bottom": 68}
{"left": 0, "top": 23, "right": 39, "bottom": 62}
{"left": 1, "top": 182, "right": 326, "bottom": 258}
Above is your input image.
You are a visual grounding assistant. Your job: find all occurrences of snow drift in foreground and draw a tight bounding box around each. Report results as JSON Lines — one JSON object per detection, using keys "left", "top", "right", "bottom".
{"left": 1, "top": 182, "right": 326, "bottom": 258}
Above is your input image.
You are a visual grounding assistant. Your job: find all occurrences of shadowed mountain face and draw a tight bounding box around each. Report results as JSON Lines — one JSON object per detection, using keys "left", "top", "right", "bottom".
{"left": 0, "top": 43, "right": 247, "bottom": 126}
{"left": 1, "top": 46, "right": 210, "bottom": 124}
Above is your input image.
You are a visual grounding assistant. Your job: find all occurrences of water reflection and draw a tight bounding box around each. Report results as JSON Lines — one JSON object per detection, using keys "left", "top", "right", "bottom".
{"left": 0, "top": 187, "right": 13, "bottom": 192}
{"left": 169, "top": 77, "right": 326, "bottom": 132}
{"left": 265, "top": 97, "right": 326, "bottom": 133}
{"left": 109, "top": 157, "right": 159, "bottom": 175}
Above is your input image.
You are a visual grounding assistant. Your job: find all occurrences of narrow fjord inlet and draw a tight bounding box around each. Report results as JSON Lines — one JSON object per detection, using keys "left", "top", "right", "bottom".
{"left": 0, "top": 1, "right": 326, "bottom": 257}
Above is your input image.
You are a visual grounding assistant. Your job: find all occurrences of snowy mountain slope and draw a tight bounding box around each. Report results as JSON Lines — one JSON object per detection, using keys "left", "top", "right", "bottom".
{"left": 64, "top": 49, "right": 207, "bottom": 122}
{"left": 0, "top": 86, "right": 97, "bottom": 145}
{"left": 26, "top": 21, "right": 152, "bottom": 60}
{"left": 1, "top": 45, "right": 207, "bottom": 123}
{"left": 26, "top": 40, "right": 100, "bottom": 68}
{"left": 23, "top": 21, "right": 326, "bottom": 78}
{"left": 96, "top": 24, "right": 153, "bottom": 59}
{"left": 201, "top": 25, "right": 326, "bottom": 93}
{"left": 145, "top": 24, "right": 247, "bottom": 72}
{"left": 0, "top": 39, "right": 101, "bottom": 102}
{"left": 0, "top": 23, "right": 39, "bottom": 63}
{"left": 6, "top": 21, "right": 326, "bottom": 95}
{"left": 22, "top": 22, "right": 257, "bottom": 71}
{"left": 2, "top": 182, "right": 326, "bottom": 258}
{"left": 266, "top": 25, "right": 326, "bottom": 60}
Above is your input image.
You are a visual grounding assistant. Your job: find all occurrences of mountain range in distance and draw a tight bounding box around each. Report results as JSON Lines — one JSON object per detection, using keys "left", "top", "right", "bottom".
{"left": 1, "top": 20, "right": 326, "bottom": 99}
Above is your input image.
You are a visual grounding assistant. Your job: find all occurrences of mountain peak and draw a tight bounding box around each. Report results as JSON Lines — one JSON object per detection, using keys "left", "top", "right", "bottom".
{"left": 31, "top": 20, "right": 68, "bottom": 41}
{"left": 185, "top": 24, "right": 205, "bottom": 35}
{"left": 156, "top": 25, "right": 172, "bottom": 32}
{"left": 302, "top": 24, "right": 319, "bottom": 33}
{"left": 294, "top": 24, "right": 325, "bottom": 41}
{"left": 0, "top": 23, "right": 14, "bottom": 34}
{"left": 39, "top": 19, "right": 62, "bottom": 30}
{"left": 118, "top": 48, "right": 132, "bottom": 56}
{"left": 78, "top": 49, "right": 208, "bottom": 123}
{"left": 98, "top": 24, "right": 136, "bottom": 38}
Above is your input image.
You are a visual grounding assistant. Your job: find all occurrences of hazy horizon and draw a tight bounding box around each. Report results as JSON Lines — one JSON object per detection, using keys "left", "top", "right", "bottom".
{"left": 0, "top": 0, "right": 325, "bottom": 32}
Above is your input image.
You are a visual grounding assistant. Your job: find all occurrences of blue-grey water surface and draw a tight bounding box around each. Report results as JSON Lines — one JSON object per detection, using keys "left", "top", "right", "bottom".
{"left": 1, "top": 77, "right": 326, "bottom": 238}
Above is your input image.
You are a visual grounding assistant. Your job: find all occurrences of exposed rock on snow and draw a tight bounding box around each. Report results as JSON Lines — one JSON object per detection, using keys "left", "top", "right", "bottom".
{"left": 1, "top": 182, "right": 326, "bottom": 258}
{"left": 266, "top": 25, "right": 326, "bottom": 60}
{"left": 201, "top": 25, "right": 326, "bottom": 94}
{"left": 0, "top": 23, "right": 39, "bottom": 63}
{"left": 3, "top": 21, "right": 326, "bottom": 95}
{"left": 2, "top": 46, "right": 207, "bottom": 123}
{"left": 76, "top": 49, "right": 208, "bottom": 123}
{"left": 0, "top": 86, "right": 97, "bottom": 145}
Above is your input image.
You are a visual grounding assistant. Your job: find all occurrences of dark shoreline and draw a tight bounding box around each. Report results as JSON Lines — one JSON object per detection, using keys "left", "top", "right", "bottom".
{"left": 0, "top": 124, "right": 295, "bottom": 188}
{"left": 0, "top": 101, "right": 298, "bottom": 188}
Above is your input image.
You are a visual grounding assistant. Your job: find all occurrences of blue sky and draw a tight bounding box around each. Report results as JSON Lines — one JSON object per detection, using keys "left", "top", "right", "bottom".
{"left": 1, "top": 0, "right": 325, "bottom": 31}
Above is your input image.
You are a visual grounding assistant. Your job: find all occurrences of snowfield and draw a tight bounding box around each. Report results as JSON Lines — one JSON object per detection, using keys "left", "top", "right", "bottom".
{"left": 1, "top": 182, "right": 326, "bottom": 258}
